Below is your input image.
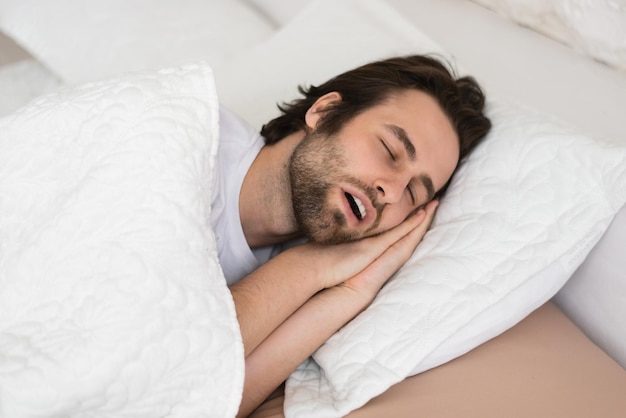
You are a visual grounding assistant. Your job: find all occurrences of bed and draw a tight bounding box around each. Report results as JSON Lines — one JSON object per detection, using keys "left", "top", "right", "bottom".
{"left": 1, "top": 0, "right": 625, "bottom": 417}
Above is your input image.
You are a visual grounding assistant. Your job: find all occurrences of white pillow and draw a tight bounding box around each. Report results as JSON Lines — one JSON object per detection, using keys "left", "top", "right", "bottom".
{"left": 0, "top": 0, "right": 276, "bottom": 84}
{"left": 214, "top": 0, "right": 626, "bottom": 416}
{"left": 0, "top": 63, "right": 244, "bottom": 416}
{"left": 286, "top": 98, "right": 625, "bottom": 417}
{"left": 470, "top": 0, "right": 626, "bottom": 71}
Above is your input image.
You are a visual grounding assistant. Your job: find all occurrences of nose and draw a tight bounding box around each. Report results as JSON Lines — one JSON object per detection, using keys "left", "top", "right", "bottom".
{"left": 375, "top": 177, "right": 405, "bottom": 204}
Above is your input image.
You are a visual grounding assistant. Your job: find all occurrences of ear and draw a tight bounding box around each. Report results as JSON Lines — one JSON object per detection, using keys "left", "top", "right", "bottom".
{"left": 304, "top": 92, "right": 342, "bottom": 130}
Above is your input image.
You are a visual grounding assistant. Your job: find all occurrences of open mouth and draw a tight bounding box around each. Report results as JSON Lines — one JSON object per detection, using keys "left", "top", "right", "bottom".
{"left": 345, "top": 192, "right": 366, "bottom": 221}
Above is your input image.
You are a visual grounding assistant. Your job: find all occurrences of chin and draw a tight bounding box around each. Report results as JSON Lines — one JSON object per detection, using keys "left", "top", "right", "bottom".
{"left": 298, "top": 208, "right": 380, "bottom": 245}
{"left": 305, "top": 225, "right": 368, "bottom": 246}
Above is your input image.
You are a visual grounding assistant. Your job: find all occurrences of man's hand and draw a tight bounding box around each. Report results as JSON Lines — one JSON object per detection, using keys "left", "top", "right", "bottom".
{"left": 231, "top": 199, "right": 439, "bottom": 357}
{"left": 236, "top": 200, "right": 439, "bottom": 417}
{"left": 288, "top": 199, "right": 439, "bottom": 291}
{"left": 338, "top": 199, "right": 439, "bottom": 303}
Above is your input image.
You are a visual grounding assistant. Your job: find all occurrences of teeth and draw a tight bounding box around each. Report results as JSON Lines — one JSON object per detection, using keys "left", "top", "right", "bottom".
{"left": 345, "top": 192, "right": 368, "bottom": 220}
{"left": 353, "top": 196, "right": 366, "bottom": 219}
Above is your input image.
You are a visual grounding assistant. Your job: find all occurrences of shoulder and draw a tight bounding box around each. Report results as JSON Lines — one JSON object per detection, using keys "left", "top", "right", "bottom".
{"left": 219, "top": 105, "right": 262, "bottom": 144}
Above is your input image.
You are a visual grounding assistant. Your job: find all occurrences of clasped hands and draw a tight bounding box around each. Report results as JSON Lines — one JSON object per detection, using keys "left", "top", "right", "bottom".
{"left": 233, "top": 200, "right": 439, "bottom": 417}
{"left": 289, "top": 199, "right": 439, "bottom": 304}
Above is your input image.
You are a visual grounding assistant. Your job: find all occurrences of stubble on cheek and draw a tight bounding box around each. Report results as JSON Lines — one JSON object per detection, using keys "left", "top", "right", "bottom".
{"left": 288, "top": 131, "right": 390, "bottom": 245}
{"left": 288, "top": 133, "right": 350, "bottom": 244}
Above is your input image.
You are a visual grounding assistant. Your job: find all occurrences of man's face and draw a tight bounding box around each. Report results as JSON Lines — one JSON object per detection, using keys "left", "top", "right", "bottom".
{"left": 289, "top": 89, "right": 460, "bottom": 244}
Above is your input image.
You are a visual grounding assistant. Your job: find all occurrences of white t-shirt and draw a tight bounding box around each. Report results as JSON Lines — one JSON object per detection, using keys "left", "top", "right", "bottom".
{"left": 210, "top": 106, "right": 278, "bottom": 285}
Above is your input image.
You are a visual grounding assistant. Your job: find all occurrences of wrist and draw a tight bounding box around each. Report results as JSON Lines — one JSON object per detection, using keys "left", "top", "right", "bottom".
{"left": 319, "top": 283, "right": 375, "bottom": 318}
{"left": 277, "top": 245, "right": 327, "bottom": 292}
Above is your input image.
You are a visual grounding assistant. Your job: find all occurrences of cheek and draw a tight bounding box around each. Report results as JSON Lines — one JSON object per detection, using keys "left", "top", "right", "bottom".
{"left": 343, "top": 137, "right": 385, "bottom": 169}
{"left": 378, "top": 204, "right": 414, "bottom": 231}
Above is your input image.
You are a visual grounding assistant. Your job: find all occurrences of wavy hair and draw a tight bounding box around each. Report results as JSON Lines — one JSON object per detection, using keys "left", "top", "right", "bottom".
{"left": 261, "top": 55, "right": 491, "bottom": 179}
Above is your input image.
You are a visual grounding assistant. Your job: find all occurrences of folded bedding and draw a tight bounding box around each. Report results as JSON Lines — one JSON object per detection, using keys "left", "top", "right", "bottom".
{"left": 0, "top": 63, "right": 244, "bottom": 417}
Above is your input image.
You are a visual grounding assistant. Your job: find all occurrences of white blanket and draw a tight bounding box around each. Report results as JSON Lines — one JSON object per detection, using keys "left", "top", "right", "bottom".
{"left": 0, "top": 63, "right": 244, "bottom": 417}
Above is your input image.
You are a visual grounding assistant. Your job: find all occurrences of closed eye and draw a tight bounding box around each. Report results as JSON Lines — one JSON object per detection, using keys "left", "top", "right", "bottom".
{"left": 407, "top": 184, "right": 416, "bottom": 205}
{"left": 381, "top": 140, "right": 396, "bottom": 161}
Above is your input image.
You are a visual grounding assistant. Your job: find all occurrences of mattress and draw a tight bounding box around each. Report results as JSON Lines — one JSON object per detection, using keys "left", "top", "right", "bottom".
{"left": 250, "top": 302, "right": 626, "bottom": 418}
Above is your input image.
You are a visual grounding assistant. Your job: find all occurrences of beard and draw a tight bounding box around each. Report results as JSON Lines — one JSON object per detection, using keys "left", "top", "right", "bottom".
{"left": 288, "top": 130, "right": 383, "bottom": 244}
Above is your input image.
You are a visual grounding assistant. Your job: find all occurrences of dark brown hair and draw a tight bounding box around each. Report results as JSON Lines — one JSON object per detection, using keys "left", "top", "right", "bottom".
{"left": 261, "top": 55, "right": 491, "bottom": 195}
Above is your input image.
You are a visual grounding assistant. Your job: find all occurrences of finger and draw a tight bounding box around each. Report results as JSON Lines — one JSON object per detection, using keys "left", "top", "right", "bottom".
{"left": 313, "top": 213, "right": 422, "bottom": 289}
{"left": 337, "top": 201, "right": 437, "bottom": 273}
{"left": 386, "top": 199, "right": 440, "bottom": 254}
{"left": 317, "top": 201, "right": 439, "bottom": 289}
{"left": 424, "top": 199, "right": 440, "bottom": 216}
{"left": 355, "top": 207, "right": 427, "bottom": 253}
{"left": 365, "top": 203, "right": 440, "bottom": 284}
{"left": 418, "top": 199, "right": 439, "bottom": 231}
{"left": 342, "top": 225, "right": 426, "bottom": 298}
{"left": 371, "top": 199, "right": 439, "bottom": 249}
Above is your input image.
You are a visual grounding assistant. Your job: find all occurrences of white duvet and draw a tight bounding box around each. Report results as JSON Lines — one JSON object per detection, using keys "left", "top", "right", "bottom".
{"left": 0, "top": 63, "right": 244, "bottom": 417}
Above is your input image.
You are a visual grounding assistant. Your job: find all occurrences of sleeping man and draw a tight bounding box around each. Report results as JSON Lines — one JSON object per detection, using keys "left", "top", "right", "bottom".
{"left": 210, "top": 55, "right": 491, "bottom": 416}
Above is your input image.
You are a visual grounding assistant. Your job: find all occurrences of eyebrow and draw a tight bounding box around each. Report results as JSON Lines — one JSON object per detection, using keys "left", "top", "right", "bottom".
{"left": 385, "top": 124, "right": 416, "bottom": 161}
{"left": 385, "top": 124, "right": 435, "bottom": 202}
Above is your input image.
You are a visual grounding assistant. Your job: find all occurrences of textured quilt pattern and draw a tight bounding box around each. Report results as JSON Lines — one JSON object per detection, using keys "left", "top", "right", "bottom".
{"left": 0, "top": 63, "right": 244, "bottom": 417}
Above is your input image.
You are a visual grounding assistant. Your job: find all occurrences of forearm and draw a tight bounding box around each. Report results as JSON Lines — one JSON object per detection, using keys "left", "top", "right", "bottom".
{"left": 237, "top": 285, "right": 370, "bottom": 417}
{"left": 231, "top": 209, "right": 432, "bottom": 357}
{"left": 233, "top": 203, "right": 438, "bottom": 416}
{"left": 230, "top": 254, "right": 323, "bottom": 357}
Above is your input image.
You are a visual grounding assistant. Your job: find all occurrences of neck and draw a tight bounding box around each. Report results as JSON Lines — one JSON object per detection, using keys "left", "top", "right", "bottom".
{"left": 239, "top": 130, "right": 306, "bottom": 248}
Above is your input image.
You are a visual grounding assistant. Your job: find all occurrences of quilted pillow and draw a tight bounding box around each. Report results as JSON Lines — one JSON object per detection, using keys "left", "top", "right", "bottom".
{"left": 214, "top": 0, "right": 626, "bottom": 416}
{"left": 0, "top": 63, "right": 244, "bottom": 417}
{"left": 286, "top": 98, "right": 626, "bottom": 417}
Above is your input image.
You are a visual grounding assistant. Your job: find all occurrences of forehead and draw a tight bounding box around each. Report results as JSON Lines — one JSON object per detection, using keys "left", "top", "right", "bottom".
{"left": 375, "top": 89, "right": 454, "bottom": 133}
